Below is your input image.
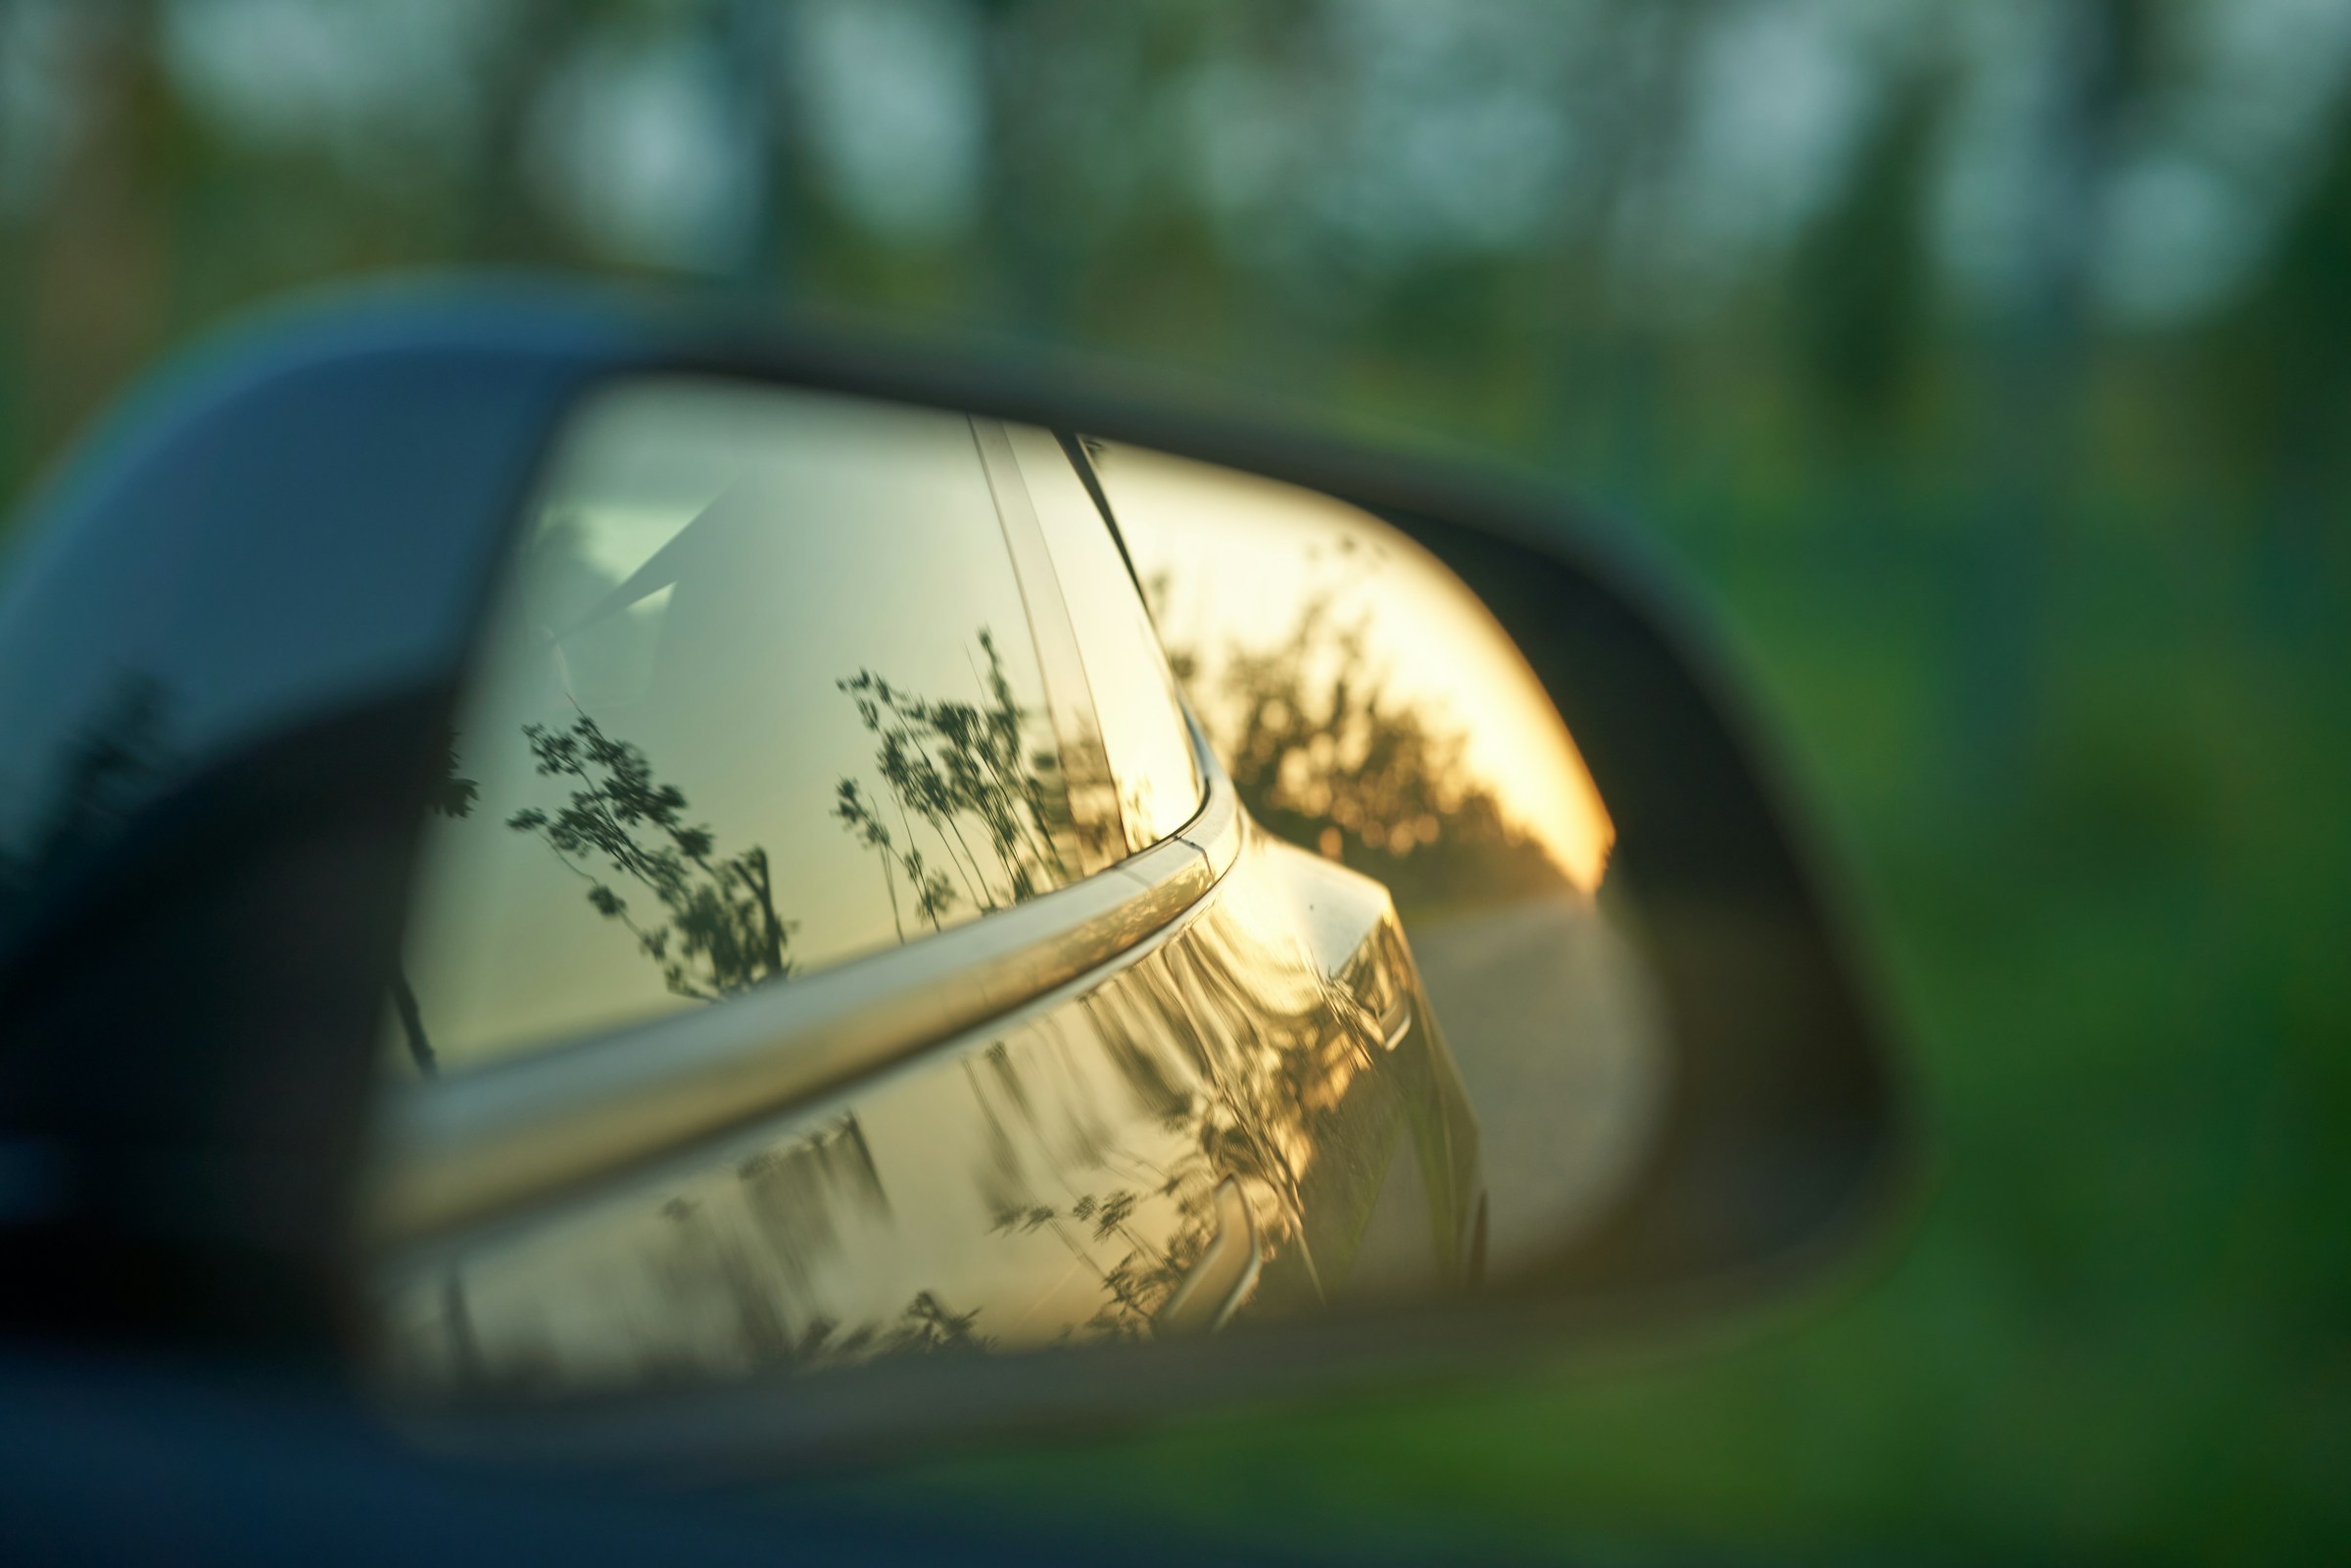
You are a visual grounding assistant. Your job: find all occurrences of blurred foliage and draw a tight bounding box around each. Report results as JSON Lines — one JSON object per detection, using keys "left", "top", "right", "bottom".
{"left": 4, "top": 0, "right": 2348, "bottom": 1560}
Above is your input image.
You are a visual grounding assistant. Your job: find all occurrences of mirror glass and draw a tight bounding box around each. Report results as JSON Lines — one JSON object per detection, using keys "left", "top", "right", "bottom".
{"left": 365, "top": 378, "right": 1667, "bottom": 1402}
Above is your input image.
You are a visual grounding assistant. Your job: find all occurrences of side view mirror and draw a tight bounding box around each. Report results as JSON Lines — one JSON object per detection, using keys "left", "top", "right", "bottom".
{"left": 0, "top": 286, "right": 1911, "bottom": 1470}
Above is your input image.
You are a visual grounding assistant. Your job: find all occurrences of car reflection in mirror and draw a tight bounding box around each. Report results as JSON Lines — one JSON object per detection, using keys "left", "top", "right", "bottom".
{"left": 367, "top": 385, "right": 1669, "bottom": 1405}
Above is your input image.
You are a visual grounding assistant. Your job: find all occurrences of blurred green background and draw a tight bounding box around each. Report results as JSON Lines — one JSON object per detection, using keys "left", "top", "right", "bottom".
{"left": 3, "top": 1, "right": 2344, "bottom": 1560}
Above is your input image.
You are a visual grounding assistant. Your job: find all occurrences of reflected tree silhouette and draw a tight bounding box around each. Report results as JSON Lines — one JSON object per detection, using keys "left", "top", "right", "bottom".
{"left": 1152, "top": 558, "right": 1566, "bottom": 912}
{"left": 984, "top": 1122, "right": 1214, "bottom": 1346}
{"left": 972, "top": 913, "right": 1418, "bottom": 1343}
{"left": 479, "top": 627, "right": 1066, "bottom": 1011}
{"left": 987, "top": 1182, "right": 1186, "bottom": 1344}
{"left": 833, "top": 628, "right": 1073, "bottom": 935}
{"left": 883, "top": 1290, "right": 993, "bottom": 1354}
{"left": 643, "top": 1114, "right": 991, "bottom": 1376}
{"left": 505, "top": 713, "right": 795, "bottom": 1002}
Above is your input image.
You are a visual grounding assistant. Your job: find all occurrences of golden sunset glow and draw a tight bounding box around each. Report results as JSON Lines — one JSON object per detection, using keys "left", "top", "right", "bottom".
{"left": 1094, "top": 444, "right": 1616, "bottom": 894}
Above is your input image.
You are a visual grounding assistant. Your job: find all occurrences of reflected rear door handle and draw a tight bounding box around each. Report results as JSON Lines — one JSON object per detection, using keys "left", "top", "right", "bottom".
{"left": 1155, "top": 1177, "right": 1260, "bottom": 1335}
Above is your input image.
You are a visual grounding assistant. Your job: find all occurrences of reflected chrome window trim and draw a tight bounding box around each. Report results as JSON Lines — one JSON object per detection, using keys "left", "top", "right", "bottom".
{"left": 364, "top": 729, "right": 1240, "bottom": 1250}
{"left": 969, "top": 414, "right": 1127, "bottom": 874}
{"left": 1178, "top": 712, "right": 1241, "bottom": 882}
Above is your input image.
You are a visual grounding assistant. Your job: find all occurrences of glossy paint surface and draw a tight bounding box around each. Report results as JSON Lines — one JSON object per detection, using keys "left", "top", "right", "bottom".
{"left": 373, "top": 828, "right": 1477, "bottom": 1396}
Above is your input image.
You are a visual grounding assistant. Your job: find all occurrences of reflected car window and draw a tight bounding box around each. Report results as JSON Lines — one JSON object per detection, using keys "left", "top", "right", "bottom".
{"left": 391, "top": 381, "right": 1086, "bottom": 1074}
{"left": 1003, "top": 426, "right": 1203, "bottom": 849}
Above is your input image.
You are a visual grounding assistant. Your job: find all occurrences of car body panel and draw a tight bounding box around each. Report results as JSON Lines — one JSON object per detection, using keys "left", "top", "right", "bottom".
{"left": 374, "top": 791, "right": 1482, "bottom": 1397}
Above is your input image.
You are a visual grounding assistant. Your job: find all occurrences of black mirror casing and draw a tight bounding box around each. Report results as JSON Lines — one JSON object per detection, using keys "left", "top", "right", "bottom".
{"left": 0, "top": 305, "right": 623, "bottom": 1347}
{"left": 0, "top": 285, "right": 1913, "bottom": 1425}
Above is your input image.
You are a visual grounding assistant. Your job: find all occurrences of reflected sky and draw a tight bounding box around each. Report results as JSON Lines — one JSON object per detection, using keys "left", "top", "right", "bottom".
{"left": 1096, "top": 443, "right": 1615, "bottom": 894}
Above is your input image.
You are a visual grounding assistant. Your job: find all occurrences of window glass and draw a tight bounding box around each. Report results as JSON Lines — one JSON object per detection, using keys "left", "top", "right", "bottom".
{"left": 1003, "top": 426, "right": 1204, "bottom": 849}
{"left": 391, "top": 381, "right": 1082, "bottom": 1074}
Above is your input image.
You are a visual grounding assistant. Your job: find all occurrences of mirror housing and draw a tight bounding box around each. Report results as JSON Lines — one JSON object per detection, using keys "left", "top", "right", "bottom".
{"left": 0, "top": 283, "right": 1912, "bottom": 1438}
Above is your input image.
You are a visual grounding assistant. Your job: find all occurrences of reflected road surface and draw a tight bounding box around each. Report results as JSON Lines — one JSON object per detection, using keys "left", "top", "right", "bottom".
{"left": 1404, "top": 894, "right": 1666, "bottom": 1280}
